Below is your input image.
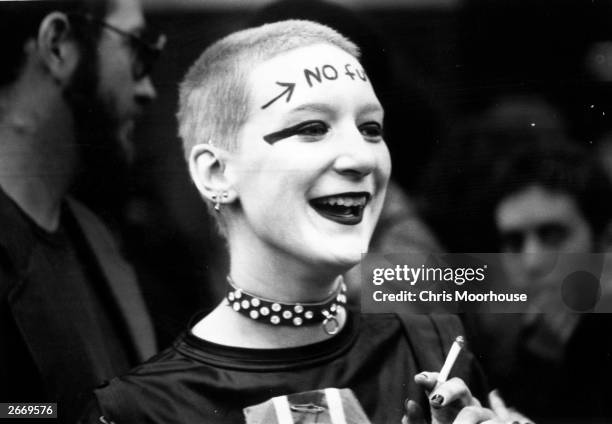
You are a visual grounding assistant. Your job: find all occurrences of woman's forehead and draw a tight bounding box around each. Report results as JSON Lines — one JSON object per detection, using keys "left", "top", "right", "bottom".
{"left": 246, "top": 44, "right": 376, "bottom": 111}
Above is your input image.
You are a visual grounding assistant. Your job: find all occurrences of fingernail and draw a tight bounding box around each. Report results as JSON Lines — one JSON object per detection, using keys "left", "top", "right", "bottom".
{"left": 430, "top": 394, "right": 444, "bottom": 408}
{"left": 417, "top": 372, "right": 428, "bottom": 380}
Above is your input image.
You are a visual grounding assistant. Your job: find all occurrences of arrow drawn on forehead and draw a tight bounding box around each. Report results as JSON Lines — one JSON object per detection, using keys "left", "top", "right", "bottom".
{"left": 261, "top": 81, "right": 296, "bottom": 109}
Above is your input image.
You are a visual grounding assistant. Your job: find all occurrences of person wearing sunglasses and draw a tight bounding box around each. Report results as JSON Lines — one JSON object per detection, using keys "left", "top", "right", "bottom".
{"left": 0, "top": 0, "right": 164, "bottom": 422}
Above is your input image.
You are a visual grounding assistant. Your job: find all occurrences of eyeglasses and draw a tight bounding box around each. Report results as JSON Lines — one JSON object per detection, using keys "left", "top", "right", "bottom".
{"left": 68, "top": 13, "right": 166, "bottom": 80}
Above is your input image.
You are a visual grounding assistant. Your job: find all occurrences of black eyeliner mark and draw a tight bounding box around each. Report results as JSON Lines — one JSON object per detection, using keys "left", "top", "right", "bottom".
{"left": 263, "top": 121, "right": 323, "bottom": 144}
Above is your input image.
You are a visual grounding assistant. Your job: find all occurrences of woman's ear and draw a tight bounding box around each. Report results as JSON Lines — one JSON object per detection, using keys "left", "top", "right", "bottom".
{"left": 189, "top": 143, "right": 237, "bottom": 206}
{"left": 36, "top": 12, "right": 80, "bottom": 85}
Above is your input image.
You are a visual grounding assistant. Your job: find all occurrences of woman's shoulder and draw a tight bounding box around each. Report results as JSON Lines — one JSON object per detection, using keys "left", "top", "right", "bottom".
{"left": 87, "top": 332, "right": 226, "bottom": 424}
{"left": 358, "top": 312, "right": 469, "bottom": 370}
{"left": 99, "top": 333, "right": 199, "bottom": 393}
{"left": 360, "top": 312, "right": 464, "bottom": 343}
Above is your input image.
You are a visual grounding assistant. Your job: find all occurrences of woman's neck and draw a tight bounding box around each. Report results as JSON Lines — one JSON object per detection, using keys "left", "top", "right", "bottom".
{"left": 191, "top": 301, "right": 347, "bottom": 348}
{"left": 193, "top": 254, "right": 349, "bottom": 349}
{"left": 199, "top": 224, "right": 353, "bottom": 348}
{"left": 227, "top": 233, "right": 345, "bottom": 303}
{"left": 229, "top": 267, "right": 340, "bottom": 303}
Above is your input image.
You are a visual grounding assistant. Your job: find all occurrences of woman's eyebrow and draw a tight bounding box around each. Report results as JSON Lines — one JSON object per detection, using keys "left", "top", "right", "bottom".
{"left": 290, "top": 102, "right": 383, "bottom": 117}
{"left": 289, "top": 103, "right": 335, "bottom": 115}
{"left": 358, "top": 103, "right": 384, "bottom": 117}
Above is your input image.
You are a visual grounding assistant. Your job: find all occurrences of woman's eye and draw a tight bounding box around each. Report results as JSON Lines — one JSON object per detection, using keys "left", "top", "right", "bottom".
{"left": 262, "top": 120, "right": 329, "bottom": 144}
{"left": 296, "top": 121, "right": 329, "bottom": 138}
{"left": 359, "top": 122, "right": 383, "bottom": 141}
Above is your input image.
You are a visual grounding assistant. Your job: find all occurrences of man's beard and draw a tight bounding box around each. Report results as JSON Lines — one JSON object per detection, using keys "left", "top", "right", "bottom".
{"left": 64, "top": 43, "right": 132, "bottom": 222}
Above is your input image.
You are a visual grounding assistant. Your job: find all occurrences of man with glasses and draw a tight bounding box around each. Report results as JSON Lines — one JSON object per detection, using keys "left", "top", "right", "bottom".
{"left": 0, "top": 0, "right": 165, "bottom": 422}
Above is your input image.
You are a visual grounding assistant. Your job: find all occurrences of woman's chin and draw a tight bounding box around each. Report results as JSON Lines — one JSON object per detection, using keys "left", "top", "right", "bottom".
{"left": 326, "top": 236, "right": 370, "bottom": 266}
{"left": 317, "top": 250, "right": 363, "bottom": 274}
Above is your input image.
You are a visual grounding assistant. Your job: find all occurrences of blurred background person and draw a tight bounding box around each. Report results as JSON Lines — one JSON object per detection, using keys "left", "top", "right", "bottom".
{"left": 0, "top": 0, "right": 163, "bottom": 421}
{"left": 465, "top": 141, "right": 612, "bottom": 423}
{"left": 420, "top": 94, "right": 569, "bottom": 253}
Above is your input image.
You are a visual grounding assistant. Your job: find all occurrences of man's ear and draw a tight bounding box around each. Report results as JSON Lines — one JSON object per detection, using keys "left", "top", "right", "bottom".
{"left": 189, "top": 143, "right": 237, "bottom": 205}
{"left": 35, "top": 12, "right": 80, "bottom": 85}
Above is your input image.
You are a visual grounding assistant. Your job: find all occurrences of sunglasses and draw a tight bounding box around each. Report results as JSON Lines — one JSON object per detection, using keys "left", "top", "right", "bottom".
{"left": 69, "top": 13, "right": 166, "bottom": 80}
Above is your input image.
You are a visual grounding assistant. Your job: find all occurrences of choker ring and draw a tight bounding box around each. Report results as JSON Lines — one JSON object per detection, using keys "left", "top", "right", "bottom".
{"left": 225, "top": 276, "right": 348, "bottom": 335}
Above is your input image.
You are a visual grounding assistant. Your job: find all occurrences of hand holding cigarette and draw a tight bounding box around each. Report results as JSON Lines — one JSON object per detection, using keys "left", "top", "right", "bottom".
{"left": 403, "top": 335, "right": 493, "bottom": 424}
{"left": 402, "top": 336, "right": 533, "bottom": 424}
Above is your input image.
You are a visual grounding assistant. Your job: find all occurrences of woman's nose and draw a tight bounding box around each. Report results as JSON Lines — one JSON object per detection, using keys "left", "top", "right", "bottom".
{"left": 332, "top": 129, "right": 377, "bottom": 178}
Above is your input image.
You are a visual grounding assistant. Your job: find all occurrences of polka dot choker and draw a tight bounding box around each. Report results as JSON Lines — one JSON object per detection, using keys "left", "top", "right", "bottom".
{"left": 225, "top": 276, "right": 348, "bottom": 335}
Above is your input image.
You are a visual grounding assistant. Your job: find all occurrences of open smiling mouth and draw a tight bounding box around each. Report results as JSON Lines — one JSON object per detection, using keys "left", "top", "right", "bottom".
{"left": 309, "top": 192, "right": 371, "bottom": 225}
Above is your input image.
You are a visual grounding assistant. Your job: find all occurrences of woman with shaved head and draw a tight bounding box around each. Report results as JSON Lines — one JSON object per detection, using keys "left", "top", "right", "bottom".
{"left": 81, "top": 20, "right": 521, "bottom": 424}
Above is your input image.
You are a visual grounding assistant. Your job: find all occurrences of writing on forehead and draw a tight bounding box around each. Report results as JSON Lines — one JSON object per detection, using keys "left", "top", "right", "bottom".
{"left": 304, "top": 63, "right": 368, "bottom": 87}
{"left": 260, "top": 63, "right": 368, "bottom": 109}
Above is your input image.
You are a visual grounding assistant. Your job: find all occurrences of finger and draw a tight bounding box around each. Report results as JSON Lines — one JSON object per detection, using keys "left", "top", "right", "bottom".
{"left": 452, "top": 406, "right": 496, "bottom": 424}
{"left": 430, "top": 377, "right": 473, "bottom": 409}
{"left": 401, "top": 399, "right": 427, "bottom": 424}
{"left": 488, "top": 389, "right": 510, "bottom": 420}
{"left": 488, "top": 390, "right": 534, "bottom": 424}
{"left": 414, "top": 371, "right": 439, "bottom": 393}
{"left": 506, "top": 411, "right": 534, "bottom": 424}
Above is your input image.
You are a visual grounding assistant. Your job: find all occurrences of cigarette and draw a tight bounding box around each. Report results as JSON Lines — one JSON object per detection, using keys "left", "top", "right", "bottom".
{"left": 436, "top": 336, "right": 465, "bottom": 387}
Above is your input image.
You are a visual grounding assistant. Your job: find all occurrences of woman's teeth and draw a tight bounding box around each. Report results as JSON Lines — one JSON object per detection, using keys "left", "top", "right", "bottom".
{"left": 309, "top": 193, "right": 369, "bottom": 225}
{"left": 317, "top": 195, "right": 367, "bottom": 207}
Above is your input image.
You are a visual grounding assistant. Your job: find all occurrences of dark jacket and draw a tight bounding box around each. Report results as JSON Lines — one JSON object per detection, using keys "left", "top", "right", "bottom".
{"left": 0, "top": 191, "right": 156, "bottom": 422}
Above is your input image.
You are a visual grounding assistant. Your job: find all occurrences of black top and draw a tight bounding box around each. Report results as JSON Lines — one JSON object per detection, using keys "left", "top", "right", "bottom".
{"left": 86, "top": 312, "right": 486, "bottom": 424}
{"left": 465, "top": 313, "right": 612, "bottom": 424}
{"left": 0, "top": 191, "right": 135, "bottom": 423}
